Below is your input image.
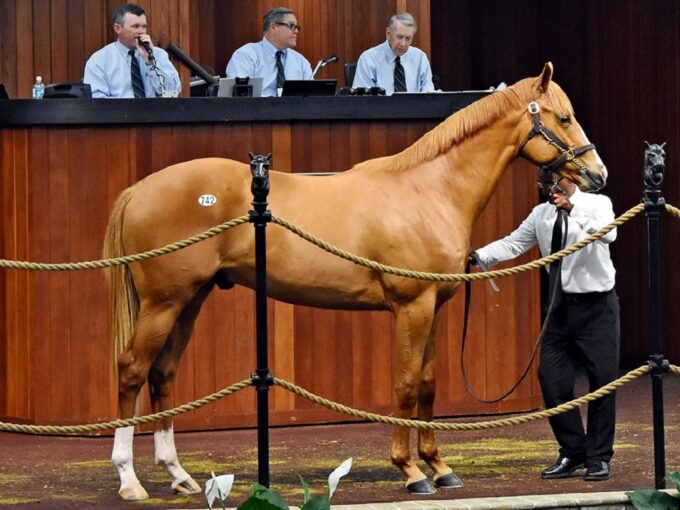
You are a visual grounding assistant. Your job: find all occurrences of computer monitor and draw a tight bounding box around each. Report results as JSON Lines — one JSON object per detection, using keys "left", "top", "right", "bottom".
{"left": 217, "top": 77, "right": 263, "bottom": 97}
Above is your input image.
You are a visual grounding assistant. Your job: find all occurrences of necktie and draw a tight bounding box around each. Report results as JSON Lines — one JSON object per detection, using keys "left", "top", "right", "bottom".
{"left": 394, "top": 56, "right": 406, "bottom": 92}
{"left": 275, "top": 50, "right": 285, "bottom": 90}
{"left": 129, "top": 49, "right": 145, "bottom": 98}
{"left": 548, "top": 210, "right": 566, "bottom": 299}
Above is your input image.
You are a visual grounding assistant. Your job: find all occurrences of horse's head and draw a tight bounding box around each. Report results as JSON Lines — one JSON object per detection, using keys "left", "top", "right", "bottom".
{"left": 516, "top": 62, "right": 607, "bottom": 192}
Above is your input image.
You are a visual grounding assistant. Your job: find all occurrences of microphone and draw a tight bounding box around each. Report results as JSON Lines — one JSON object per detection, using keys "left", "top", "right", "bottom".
{"left": 311, "top": 54, "right": 340, "bottom": 78}
{"left": 138, "top": 38, "right": 155, "bottom": 62}
{"left": 322, "top": 53, "right": 339, "bottom": 66}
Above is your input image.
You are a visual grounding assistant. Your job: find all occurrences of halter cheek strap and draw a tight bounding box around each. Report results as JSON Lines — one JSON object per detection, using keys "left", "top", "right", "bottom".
{"left": 518, "top": 101, "right": 596, "bottom": 176}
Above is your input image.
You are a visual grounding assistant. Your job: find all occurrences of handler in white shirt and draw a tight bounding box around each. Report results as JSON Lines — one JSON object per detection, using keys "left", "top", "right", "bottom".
{"left": 352, "top": 12, "right": 434, "bottom": 94}
{"left": 473, "top": 175, "right": 619, "bottom": 483}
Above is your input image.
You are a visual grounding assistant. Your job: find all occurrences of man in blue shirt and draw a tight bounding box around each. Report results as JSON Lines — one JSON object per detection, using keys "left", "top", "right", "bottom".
{"left": 352, "top": 12, "right": 434, "bottom": 95}
{"left": 84, "top": 3, "right": 181, "bottom": 98}
{"left": 226, "top": 6, "right": 312, "bottom": 97}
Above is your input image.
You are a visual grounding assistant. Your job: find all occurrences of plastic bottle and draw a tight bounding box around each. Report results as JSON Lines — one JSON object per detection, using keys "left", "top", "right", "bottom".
{"left": 32, "top": 76, "right": 45, "bottom": 99}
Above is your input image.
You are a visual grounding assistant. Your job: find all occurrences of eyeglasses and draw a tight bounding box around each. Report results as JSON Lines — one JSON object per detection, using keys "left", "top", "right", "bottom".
{"left": 274, "top": 21, "right": 301, "bottom": 32}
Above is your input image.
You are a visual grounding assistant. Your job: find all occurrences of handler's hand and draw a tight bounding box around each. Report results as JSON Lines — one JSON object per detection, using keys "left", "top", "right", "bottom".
{"left": 549, "top": 190, "right": 573, "bottom": 213}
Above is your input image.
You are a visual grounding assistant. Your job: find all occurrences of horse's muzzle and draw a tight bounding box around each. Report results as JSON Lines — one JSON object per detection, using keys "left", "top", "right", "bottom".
{"left": 582, "top": 166, "right": 607, "bottom": 191}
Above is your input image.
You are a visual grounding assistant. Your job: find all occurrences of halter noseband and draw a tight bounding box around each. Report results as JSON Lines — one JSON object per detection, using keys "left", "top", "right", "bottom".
{"left": 518, "top": 101, "right": 596, "bottom": 177}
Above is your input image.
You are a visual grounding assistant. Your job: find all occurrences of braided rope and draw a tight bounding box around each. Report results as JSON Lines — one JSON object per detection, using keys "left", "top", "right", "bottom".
{"left": 274, "top": 364, "right": 650, "bottom": 431}
{"left": 666, "top": 203, "right": 680, "bottom": 219}
{"left": 0, "top": 216, "right": 250, "bottom": 271}
{"left": 0, "top": 379, "right": 252, "bottom": 435}
{"left": 271, "top": 202, "right": 645, "bottom": 282}
{"left": 4, "top": 364, "right": 680, "bottom": 435}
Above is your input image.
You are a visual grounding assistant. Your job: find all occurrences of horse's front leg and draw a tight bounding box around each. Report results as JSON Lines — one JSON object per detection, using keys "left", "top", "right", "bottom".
{"left": 391, "top": 296, "right": 438, "bottom": 494}
{"left": 417, "top": 309, "right": 463, "bottom": 489}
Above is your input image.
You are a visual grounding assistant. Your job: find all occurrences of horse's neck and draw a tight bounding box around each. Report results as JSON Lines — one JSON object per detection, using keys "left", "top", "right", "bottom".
{"left": 441, "top": 117, "right": 523, "bottom": 224}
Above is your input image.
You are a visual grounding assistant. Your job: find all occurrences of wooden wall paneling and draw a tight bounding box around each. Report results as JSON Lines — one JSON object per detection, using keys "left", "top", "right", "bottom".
{"left": 0, "top": 132, "right": 8, "bottom": 416}
{"left": 3, "top": 129, "right": 31, "bottom": 420}
{"left": 15, "top": 1, "right": 34, "bottom": 98}
{"left": 0, "top": 1, "right": 17, "bottom": 96}
{"left": 44, "top": 129, "right": 73, "bottom": 423}
{"left": 28, "top": 128, "right": 55, "bottom": 424}
{"left": 32, "top": 2, "right": 51, "bottom": 85}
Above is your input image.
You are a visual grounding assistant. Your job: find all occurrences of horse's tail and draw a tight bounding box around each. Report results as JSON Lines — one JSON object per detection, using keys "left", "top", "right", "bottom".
{"left": 103, "top": 185, "right": 140, "bottom": 371}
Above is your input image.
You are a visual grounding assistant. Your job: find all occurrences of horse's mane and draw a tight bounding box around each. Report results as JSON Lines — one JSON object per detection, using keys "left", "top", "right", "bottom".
{"left": 353, "top": 76, "right": 574, "bottom": 173}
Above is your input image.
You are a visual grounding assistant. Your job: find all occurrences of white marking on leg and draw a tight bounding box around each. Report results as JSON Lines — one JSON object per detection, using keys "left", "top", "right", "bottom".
{"left": 112, "top": 426, "right": 148, "bottom": 499}
{"left": 154, "top": 425, "right": 197, "bottom": 491}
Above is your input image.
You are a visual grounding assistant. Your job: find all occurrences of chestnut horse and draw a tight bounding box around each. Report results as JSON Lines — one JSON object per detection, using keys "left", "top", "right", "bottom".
{"left": 104, "top": 63, "right": 607, "bottom": 499}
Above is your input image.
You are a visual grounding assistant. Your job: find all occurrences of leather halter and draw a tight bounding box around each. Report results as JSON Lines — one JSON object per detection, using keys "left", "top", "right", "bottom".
{"left": 518, "top": 101, "right": 596, "bottom": 177}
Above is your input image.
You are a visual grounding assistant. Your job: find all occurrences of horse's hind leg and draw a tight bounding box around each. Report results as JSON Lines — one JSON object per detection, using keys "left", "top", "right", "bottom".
{"left": 148, "top": 282, "right": 214, "bottom": 494}
{"left": 113, "top": 302, "right": 184, "bottom": 500}
{"left": 417, "top": 309, "right": 462, "bottom": 489}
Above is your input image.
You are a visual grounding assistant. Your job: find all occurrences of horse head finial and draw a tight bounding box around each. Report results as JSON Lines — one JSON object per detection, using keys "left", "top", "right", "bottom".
{"left": 643, "top": 141, "right": 666, "bottom": 187}
{"left": 249, "top": 152, "right": 272, "bottom": 178}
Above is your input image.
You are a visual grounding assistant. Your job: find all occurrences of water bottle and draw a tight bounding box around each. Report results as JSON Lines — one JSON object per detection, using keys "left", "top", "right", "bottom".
{"left": 32, "top": 76, "right": 45, "bottom": 99}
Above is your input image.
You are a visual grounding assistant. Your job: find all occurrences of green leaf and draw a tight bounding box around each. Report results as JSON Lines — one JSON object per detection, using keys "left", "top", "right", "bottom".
{"left": 301, "top": 495, "right": 330, "bottom": 510}
{"left": 299, "top": 475, "right": 311, "bottom": 504}
{"left": 668, "top": 472, "right": 680, "bottom": 492}
{"left": 238, "top": 484, "right": 289, "bottom": 510}
{"left": 626, "top": 489, "right": 680, "bottom": 510}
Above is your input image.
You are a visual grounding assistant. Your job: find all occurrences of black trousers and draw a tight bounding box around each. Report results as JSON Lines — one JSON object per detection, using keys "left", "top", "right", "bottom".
{"left": 538, "top": 289, "right": 620, "bottom": 462}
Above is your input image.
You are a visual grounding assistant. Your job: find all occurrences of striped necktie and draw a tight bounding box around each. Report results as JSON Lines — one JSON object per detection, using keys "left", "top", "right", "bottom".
{"left": 275, "top": 50, "right": 285, "bottom": 90}
{"left": 394, "top": 55, "right": 406, "bottom": 92}
{"left": 129, "top": 49, "right": 145, "bottom": 98}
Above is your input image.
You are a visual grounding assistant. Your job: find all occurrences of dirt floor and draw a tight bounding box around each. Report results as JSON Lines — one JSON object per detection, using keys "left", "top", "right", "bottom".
{"left": 1, "top": 371, "right": 679, "bottom": 510}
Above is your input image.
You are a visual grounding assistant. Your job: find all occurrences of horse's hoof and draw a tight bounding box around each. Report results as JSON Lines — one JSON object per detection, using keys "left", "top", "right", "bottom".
{"left": 434, "top": 472, "right": 464, "bottom": 489}
{"left": 119, "top": 483, "right": 149, "bottom": 500}
{"left": 406, "top": 478, "right": 436, "bottom": 494}
{"left": 174, "top": 477, "right": 201, "bottom": 495}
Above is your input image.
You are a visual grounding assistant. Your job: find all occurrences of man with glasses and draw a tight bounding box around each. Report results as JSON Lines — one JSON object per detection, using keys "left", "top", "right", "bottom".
{"left": 353, "top": 12, "right": 434, "bottom": 95}
{"left": 226, "top": 6, "right": 312, "bottom": 97}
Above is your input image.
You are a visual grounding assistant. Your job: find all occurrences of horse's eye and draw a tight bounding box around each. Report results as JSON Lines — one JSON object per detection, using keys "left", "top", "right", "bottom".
{"left": 557, "top": 114, "right": 572, "bottom": 126}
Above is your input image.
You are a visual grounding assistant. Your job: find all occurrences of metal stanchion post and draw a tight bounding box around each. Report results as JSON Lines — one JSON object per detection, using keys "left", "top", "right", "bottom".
{"left": 249, "top": 152, "right": 273, "bottom": 487}
{"left": 642, "top": 142, "right": 668, "bottom": 489}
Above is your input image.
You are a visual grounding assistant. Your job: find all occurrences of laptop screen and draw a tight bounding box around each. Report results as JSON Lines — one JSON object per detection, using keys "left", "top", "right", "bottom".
{"left": 217, "top": 77, "right": 263, "bottom": 97}
{"left": 281, "top": 79, "right": 337, "bottom": 97}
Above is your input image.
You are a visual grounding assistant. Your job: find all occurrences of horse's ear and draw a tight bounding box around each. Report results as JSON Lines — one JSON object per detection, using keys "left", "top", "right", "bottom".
{"left": 533, "top": 62, "right": 554, "bottom": 94}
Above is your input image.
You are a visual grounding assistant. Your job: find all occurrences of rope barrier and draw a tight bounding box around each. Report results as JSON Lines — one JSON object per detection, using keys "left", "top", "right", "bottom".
{"left": 271, "top": 202, "right": 645, "bottom": 282}
{"left": 4, "top": 364, "right": 679, "bottom": 436}
{"left": 0, "top": 200, "right": 672, "bottom": 282}
{"left": 0, "top": 216, "right": 250, "bottom": 271}
{"left": 0, "top": 379, "right": 252, "bottom": 435}
{"left": 666, "top": 203, "right": 680, "bottom": 219}
{"left": 0, "top": 201, "right": 677, "bottom": 436}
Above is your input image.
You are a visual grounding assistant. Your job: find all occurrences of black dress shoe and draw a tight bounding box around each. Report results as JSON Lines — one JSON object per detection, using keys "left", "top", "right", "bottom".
{"left": 541, "top": 456, "right": 586, "bottom": 479}
{"left": 584, "top": 460, "right": 610, "bottom": 481}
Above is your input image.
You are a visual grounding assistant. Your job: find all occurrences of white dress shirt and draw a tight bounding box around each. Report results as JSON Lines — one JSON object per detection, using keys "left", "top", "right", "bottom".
{"left": 352, "top": 40, "right": 434, "bottom": 94}
{"left": 84, "top": 41, "right": 181, "bottom": 98}
{"left": 475, "top": 188, "right": 617, "bottom": 293}
{"left": 226, "top": 37, "right": 312, "bottom": 97}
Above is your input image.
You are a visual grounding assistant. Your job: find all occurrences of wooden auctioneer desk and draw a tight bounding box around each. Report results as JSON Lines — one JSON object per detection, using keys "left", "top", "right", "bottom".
{"left": 0, "top": 94, "right": 542, "bottom": 431}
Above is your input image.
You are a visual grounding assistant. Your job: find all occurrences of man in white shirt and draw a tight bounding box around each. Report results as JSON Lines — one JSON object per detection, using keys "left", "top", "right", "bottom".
{"left": 472, "top": 175, "right": 619, "bottom": 482}
{"left": 226, "top": 6, "right": 312, "bottom": 97}
{"left": 352, "top": 12, "right": 434, "bottom": 95}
